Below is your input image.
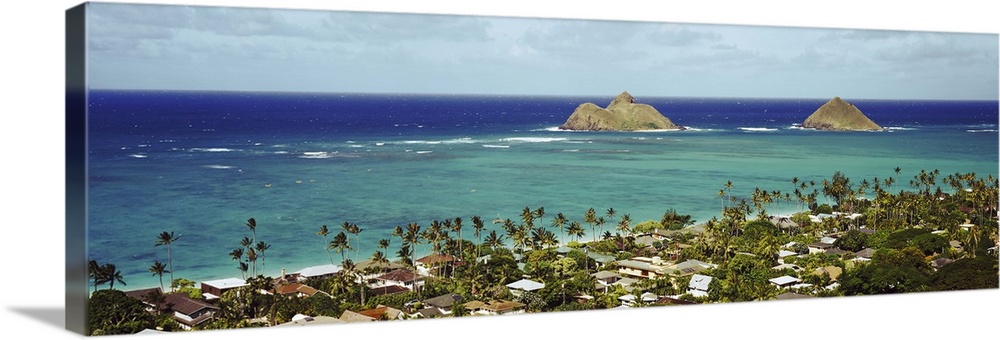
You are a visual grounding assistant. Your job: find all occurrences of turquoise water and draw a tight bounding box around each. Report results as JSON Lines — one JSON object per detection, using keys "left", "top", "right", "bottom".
{"left": 85, "top": 92, "right": 998, "bottom": 290}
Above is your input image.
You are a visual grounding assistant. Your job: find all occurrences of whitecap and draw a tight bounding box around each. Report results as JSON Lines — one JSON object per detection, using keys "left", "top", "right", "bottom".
{"left": 138, "top": 144, "right": 150, "bottom": 148}
{"left": 300, "top": 151, "right": 338, "bottom": 159}
{"left": 129, "top": 154, "right": 147, "bottom": 158}
{"left": 482, "top": 144, "right": 510, "bottom": 148}
{"left": 416, "top": 151, "right": 433, "bottom": 154}
{"left": 738, "top": 127, "right": 778, "bottom": 132}
{"left": 204, "top": 165, "right": 235, "bottom": 169}
{"left": 190, "top": 148, "right": 239, "bottom": 152}
{"left": 502, "top": 137, "right": 569, "bottom": 143}
{"left": 885, "top": 127, "right": 916, "bottom": 131}
{"left": 562, "top": 149, "right": 579, "bottom": 152}
{"left": 967, "top": 129, "right": 999, "bottom": 133}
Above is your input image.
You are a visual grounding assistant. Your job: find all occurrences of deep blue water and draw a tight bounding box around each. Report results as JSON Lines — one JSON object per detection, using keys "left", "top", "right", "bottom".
{"left": 84, "top": 90, "right": 999, "bottom": 289}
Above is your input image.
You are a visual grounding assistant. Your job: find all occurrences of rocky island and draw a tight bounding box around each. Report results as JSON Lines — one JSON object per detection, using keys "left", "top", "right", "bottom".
{"left": 559, "top": 91, "right": 684, "bottom": 131}
{"left": 802, "top": 97, "right": 883, "bottom": 131}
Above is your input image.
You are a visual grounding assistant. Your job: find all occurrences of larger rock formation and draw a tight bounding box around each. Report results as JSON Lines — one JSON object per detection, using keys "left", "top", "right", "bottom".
{"left": 802, "top": 97, "right": 882, "bottom": 131}
{"left": 559, "top": 91, "right": 684, "bottom": 131}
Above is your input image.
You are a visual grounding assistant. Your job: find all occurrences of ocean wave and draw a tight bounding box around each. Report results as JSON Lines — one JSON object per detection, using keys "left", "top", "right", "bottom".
{"left": 967, "top": 129, "right": 998, "bottom": 133}
{"left": 885, "top": 127, "right": 916, "bottom": 131}
{"left": 682, "top": 126, "right": 717, "bottom": 132}
{"left": 562, "top": 149, "right": 579, "bottom": 152}
{"left": 399, "top": 138, "right": 475, "bottom": 145}
{"left": 482, "top": 144, "right": 510, "bottom": 148}
{"left": 502, "top": 137, "right": 569, "bottom": 143}
{"left": 190, "top": 147, "right": 240, "bottom": 152}
{"left": 634, "top": 128, "right": 683, "bottom": 132}
{"left": 129, "top": 154, "right": 147, "bottom": 158}
{"left": 204, "top": 165, "right": 235, "bottom": 169}
{"left": 738, "top": 127, "right": 778, "bottom": 132}
{"left": 300, "top": 151, "right": 339, "bottom": 159}
{"left": 416, "top": 151, "right": 433, "bottom": 154}
{"left": 349, "top": 145, "right": 365, "bottom": 148}
{"left": 158, "top": 139, "right": 176, "bottom": 143}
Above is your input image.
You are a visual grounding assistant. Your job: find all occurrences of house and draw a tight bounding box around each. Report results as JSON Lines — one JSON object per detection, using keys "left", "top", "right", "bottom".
{"left": 464, "top": 300, "right": 526, "bottom": 316}
{"left": 339, "top": 310, "right": 377, "bottom": 323}
{"left": 200, "top": 278, "right": 247, "bottom": 300}
{"left": 617, "top": 259, "right": 664, "bottom": 279}
{"left": 422, "top": 293, "right": 464, "bottom": 315}
{"left": 356, "top": 259, "right": 406, "bottom": 280}
{"left": 613, "top": 277, "right": 639, "bottom": 292}
{"left": 771, "top": 263, "right": 804, "bottom": 272}
{"left": 415, "top": 307, "right": 445, "bottom": 319}
{"left": 820, "top": 236, "right": 838, "bottom": 244}
{"left": 292, "top": 264, "right": 342, "bottom": 282}
{"left": 369, "top": 284, "right": 410, "bottom": 297}
{"left": 663, "top": 259, "right": 717, "bottom": 276}
{"left": 123, "top": 287, "right": 163, "bottom": 312}
{"left": 592, "top": 270, "right": 621, "bottom": 287}
{"left": 813, "top": 266, "right": 843, "bottom": 282}
{"left": 586, "top": 252, "right": 617, "bottom": 267}
{"left": 687, "top": 274, "right": 713, "bottom": 298}
{"left": 356, "top": 305, "right": 404, "bottom": 321}
{"left": 506, "top": 278, "right": 545, "bottom": 297}
{"left": 777, "top": 250, "right": 799, "bottom": 262}
{"left": 824, "top": 248, "right": 852, "bottom": 257}
{"left": 272, "top": 282, "right": 324, "bottom": 298}
{"left": 808, "top": 242, "right": 835, "bottom": 254}
{"left": 415, "top": 254, "right": 464, "bottom": 277}
{"left": 375, "top": 269, "right": 424, "bottom": 290}
{"left": 274, "top": 314, "right": 346, "bottom": 327}
{"left": 163, "top": 292, "right": 219, "bottom": 330}
{"left": 854, "top": 248, "right": 876, "bottom": 260}
{"left": 769, "top": 275, "right": 802, "bottom": 288}
{"left": 634, "top": 235, "right": 659, "bottom": 247}
{"left": 618, "top": 292, "right": 657, "bottom": 307}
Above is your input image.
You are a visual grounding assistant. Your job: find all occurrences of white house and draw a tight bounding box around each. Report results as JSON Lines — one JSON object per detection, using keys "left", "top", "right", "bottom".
{"left": 506, "top": 278, "right": 545, "bottom": 297}
{"left": 687, "top": 274, "right": 713, "bottom": 298}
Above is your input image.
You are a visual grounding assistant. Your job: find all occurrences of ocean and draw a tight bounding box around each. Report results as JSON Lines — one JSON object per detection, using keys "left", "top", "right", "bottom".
{"left": 84, "top": 90, "right": 999, "bottom": 289}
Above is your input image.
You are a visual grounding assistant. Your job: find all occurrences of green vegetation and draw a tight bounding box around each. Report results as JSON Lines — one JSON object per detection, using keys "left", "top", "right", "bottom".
{"left": 88, "top": 167, "right": 998, "bottom": 335}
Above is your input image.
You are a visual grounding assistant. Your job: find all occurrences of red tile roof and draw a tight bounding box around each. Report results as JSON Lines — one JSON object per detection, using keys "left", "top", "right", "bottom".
{"left": 378, "top": 269, "right": 419, "bottom": 282}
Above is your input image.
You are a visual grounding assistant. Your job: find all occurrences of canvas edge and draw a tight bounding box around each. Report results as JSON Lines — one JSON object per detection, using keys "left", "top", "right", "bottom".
{"left": 66, "top": 1, "right": 89, "bottom": 336}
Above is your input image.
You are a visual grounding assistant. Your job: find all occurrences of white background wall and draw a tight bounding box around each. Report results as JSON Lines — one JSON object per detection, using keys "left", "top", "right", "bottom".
{"left": 1, "top": 1, "right": 997, "bottom": 339}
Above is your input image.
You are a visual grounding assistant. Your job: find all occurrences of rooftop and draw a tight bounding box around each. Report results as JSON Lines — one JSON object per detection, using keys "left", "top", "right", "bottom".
{"left": 201, "top": 278, "right": 247, "bottom": 289}
{"left": 506, "top": 278, "right": 545, "bottom": 291}
{"left": 295, "top": 264, "right": 342, "bottom": 277}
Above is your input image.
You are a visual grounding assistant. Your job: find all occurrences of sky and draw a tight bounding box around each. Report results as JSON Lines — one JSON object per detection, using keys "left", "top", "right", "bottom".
{"left": 85, "top": 2, "right": 999, "bottom": 100}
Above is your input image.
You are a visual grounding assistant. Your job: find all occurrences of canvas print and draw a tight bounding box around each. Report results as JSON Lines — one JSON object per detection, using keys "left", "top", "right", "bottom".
{"left": 66, "top": 2, "right": 999, "bottom": 336}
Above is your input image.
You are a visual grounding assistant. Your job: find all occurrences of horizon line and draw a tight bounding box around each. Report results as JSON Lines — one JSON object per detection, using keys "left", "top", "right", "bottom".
{"left": 85, "top": 88, "right": 1000, "bottom": 102}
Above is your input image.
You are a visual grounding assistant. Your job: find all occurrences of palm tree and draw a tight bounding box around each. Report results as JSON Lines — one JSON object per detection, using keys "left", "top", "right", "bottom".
{"left": 551, "top": 212, "right": 567, "bottom": 242}
{"left": 229, "top": 248, "right": 247, "bottom": 279}
{"left": 534, "top": 207, "right": 546, "bottom": 231}
{"left": 595, "top": 217, "right": 606, "bottom": 241}
{"left": 255, "top": 241, "right": 271, "bottom": 275}
{"left": 148, "top": 261, "right": 170, "bottom": 292}
{"left": 341, "top": 221, "right": 356, "bottom": 261}
{"left": 452, "top": 217, "right": 464, "bottom": 256}
{"left": 403, "top": 223, "right": 422, "bottom": 273}
{"left": 617, "top": 214, "right": 632, "bottom": 237}
{"left": 585, "top": 208, "right": 597, "bottom": 242}
{"left": 472, "top": 216, "right": 485, "bottom": 258}
{"left": 245, "top": 218, "right": 257, "bottom": 244}
{"left": 605, "top": 207, "right": 617, "bottom": 227}
{"left": 484, "top": 230, "right": 505, "bottom": 250}
{"left": 329, "top": 231, "right": 350, "bottom": 264}
{"left": 101, "top": 263, "right": 126, "bottom": 290}
{"left": 317, "top": 225, "right": 334, "bottom": 265}
{"left": 154, "top": 231, "right": 179, "bottom": 291}
{"left": 88, "top": 260, "right": 100, "bottom": 292}
{"left": 567, "top": 221, "right": 585, "bottom": 242}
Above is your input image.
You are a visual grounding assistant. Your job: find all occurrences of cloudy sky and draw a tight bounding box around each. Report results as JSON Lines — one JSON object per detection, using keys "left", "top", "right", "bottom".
{"left": 86, "top": 2, "right": 999, "bottom": 100}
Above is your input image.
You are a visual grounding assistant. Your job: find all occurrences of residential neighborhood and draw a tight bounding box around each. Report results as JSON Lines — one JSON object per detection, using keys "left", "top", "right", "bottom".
{"left": 88, "top": 170, "right": 999, "bottom": 336}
